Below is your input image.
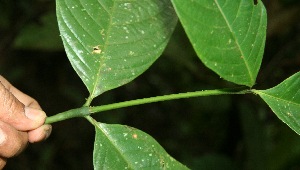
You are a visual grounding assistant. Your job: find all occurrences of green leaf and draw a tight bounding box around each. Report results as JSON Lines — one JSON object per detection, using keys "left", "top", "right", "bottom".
{"left": 171, "top": 0, "right": 267, "bottom": 87}
{"left": 56, "top": 0, "right": 177, "bottom": 99}
{"left": 253, "top": 72, "right": 300, "bottom": 134}
{"left": 93, "top": 123, "right": 189, "bottom": 170}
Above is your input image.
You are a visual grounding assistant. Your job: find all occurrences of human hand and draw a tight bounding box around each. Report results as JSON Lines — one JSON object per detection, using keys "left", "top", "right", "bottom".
{"left": 0, "top": 76, "right": 52, "bottom": 169}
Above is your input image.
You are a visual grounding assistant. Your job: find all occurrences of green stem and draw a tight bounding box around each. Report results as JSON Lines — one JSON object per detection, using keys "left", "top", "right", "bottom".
{"left": 45, "top": 107, "right": 90, "bottom": 124}
{"left": 84, "top": 115, "right": 98, "bottom": 126}
{"left": 45, "top": 87, "right": 251, "bottom": 124}
{"left": 84, "top": 96, "right": 94, "bottom": 106}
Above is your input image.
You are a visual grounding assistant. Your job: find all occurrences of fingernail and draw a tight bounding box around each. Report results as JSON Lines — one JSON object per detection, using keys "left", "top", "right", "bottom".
{"left": 25, "top": 107, "right": 46, "bottom": 122}
{"left": 44, "top": 125, "right": 52, "bottom": 140}
{"left": 0, "top": 129, "right": 7, "bottom": 145}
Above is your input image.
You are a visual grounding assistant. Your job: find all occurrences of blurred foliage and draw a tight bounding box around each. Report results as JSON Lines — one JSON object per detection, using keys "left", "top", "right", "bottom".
{"left": 14, "top": 11, "right": 63, "bottom": 51}
{"left": 0, "top": 0, "right": 299, "bottom": 169}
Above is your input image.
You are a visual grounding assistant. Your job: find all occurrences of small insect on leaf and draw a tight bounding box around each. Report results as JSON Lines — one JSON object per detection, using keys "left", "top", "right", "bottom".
{"left": 92, "top": 45, "right": 101, "bottom": 54}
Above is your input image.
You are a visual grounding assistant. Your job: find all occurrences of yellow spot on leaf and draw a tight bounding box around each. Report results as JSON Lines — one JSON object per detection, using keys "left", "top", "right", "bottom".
{"left": 132, "top": 134, "right": 138, "bottom": 139}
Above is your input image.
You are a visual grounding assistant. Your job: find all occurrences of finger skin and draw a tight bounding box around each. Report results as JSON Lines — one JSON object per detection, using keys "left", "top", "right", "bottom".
{"left": 0, "top": 121, "right": 28, "bottom": 158}
{"left": 0, "top": 76, "right": 46, "bottom": 131}
{"left": 0, "top": 76, "right": 40, "bottom": 109}
{"left": 0, "top": 76, "right": 52, "bottom": 169}
{"left": 28, "top": 124, "right": 52, "bottom": 143}
{"left": 0, "top": 157, "right": 6, "bottom": 170}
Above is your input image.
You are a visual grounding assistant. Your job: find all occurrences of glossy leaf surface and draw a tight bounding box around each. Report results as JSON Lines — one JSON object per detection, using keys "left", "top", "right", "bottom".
{"left": 171, "top": 0, "right": 267, "bottom": 87}
{"left": 254, "top": 72, "right": 300, "bottom": 134}
{"left": 93, "top": 123, "right": 189, "bottom": 169}
{"left": 57, "top": 0, "right": 177, "bottom": 99}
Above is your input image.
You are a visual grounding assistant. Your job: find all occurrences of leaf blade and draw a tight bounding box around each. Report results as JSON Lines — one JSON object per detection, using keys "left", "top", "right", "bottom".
{"left": 254, "top": 72, "right": 300, "bottom": 134}
{"left": 171, "top": 0, "right": 267, "bottom": 86}
{"left": 57, "top": 0, "right": 177, "bottom": 99}
{"left": 93, "top": 123, "right": 189, "bottom": 169}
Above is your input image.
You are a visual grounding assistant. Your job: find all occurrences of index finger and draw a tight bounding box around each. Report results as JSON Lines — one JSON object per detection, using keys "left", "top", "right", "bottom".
{"left": 0, "top": 76, "right": 46, "bottom": 131}
{"left": 0, "top": 76, "right": 41, "bottom": 109}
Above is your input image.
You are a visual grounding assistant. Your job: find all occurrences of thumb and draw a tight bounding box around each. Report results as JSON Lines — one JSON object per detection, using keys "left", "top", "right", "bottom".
{"left": 0, "top": 82, "right": 46, "bottom": 131}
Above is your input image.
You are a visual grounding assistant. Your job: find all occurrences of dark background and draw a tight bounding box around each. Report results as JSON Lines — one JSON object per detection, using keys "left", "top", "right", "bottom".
{"left": 0, "top": 0, "right": 300, "bottom": 169}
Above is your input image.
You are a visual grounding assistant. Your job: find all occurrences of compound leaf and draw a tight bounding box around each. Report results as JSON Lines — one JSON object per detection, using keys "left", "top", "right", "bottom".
{"left": 171, "top": 0, "right": 267, "bottom": 87}
{"left": 254, "top": 72, "right": 300, "bottom": 134}
{"left": 57, "top": 0, "right": 177, "bottom": 99}
{"left": 93, "top": 123, "right": 189, "bottom": 170}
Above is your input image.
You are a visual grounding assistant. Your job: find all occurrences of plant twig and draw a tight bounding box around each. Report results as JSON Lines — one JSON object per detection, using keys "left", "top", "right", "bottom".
{"left": 45, "top": 87, "right": 251, "bottom": 124}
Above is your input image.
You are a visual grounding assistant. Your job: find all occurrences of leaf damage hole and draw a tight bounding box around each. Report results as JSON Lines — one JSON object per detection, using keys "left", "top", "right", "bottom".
{"left": 92, "top": 45, "right": 101, "bottom": 54}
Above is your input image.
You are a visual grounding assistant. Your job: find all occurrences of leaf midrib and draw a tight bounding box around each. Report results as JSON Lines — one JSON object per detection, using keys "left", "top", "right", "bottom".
{"left": 257, "top": 90, "right": 300, "bottom": 133}
{"left": 90, "top": 1, "right": 117, "bottom": 99}
{"left": 257, "top": 91, "right": 300, "bottom": 108}
{"left": 214, "top": 0, "right": 254, "bottom": 85}
{"left": 95, "top": 123, "right": 136, "bottom": 169}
